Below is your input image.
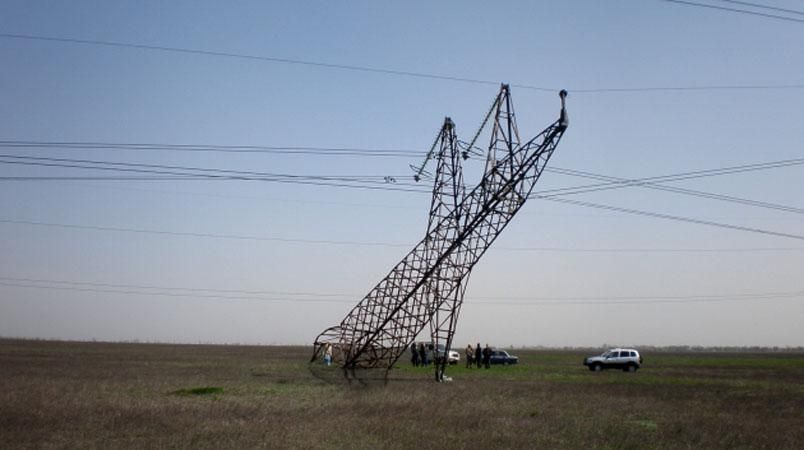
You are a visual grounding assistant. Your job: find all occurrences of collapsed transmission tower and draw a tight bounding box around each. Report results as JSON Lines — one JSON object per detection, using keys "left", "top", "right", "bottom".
{"left": 311, "top": 85, "right": 569, "bottom": 382}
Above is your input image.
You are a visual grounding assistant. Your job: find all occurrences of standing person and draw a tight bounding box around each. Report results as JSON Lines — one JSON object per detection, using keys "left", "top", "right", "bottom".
{"left": 483, "top": 344, "right": 492, "bottom": 369}
{"left": 419, "top": 343, "right": 428, "bottom": 367}
{"left": 411, "top": 343, "right": 419, "bottom": 367}
{"left": 324, "top": 343, "right": 333, "bottom": 366}
{"left": 465, "top": 344, "right": 474, "bottom": 368}
{"left": 475, "top": 343, "right": 482, "bottom": 369}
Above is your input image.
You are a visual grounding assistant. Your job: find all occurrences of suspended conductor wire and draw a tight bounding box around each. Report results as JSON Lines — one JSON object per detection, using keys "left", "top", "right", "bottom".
{"left": 714, "top": 0, "right": 804, "bottom": 16}
{"left": 0, "top": 278, "right": 801, "bottom": 306}
{"left": 538, "top": 196, "right": 804, "bottom": 241}
{"left": 1, "top": 33, "right": 803, "bottom": 91}
{"left": 659, "top": 0, "right": 804, "bottom": 23}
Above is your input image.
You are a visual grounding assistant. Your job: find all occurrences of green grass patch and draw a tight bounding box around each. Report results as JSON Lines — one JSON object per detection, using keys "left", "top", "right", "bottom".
{"left": 631, "top": 419, "right": 658, "bottom": 431}
{"left": 172, "top": 386, "right": 223, "bottom": 396}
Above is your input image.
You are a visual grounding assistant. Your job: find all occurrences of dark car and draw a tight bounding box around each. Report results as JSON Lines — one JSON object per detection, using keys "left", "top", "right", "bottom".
{"left": 489, "top": 350, "right": 519, "bottom": 365}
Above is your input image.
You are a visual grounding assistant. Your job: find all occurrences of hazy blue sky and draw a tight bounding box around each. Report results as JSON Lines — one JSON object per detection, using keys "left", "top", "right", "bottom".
{"left": 1, "top": 1, "right": 802, "bottom": 347}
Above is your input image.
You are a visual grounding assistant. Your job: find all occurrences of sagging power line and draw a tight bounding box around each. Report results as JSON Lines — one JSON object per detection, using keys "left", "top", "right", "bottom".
{"left": 1, "top": 217, "right": 803, "bottom": 252}
{"left": 2, "top": 32, "right": 803, "bottom": 91}
{"left": 1, "top": 276, "right": 801, "bottom": 306}
{"left": 660, "top": 0, "right": 804, "bottom": 23}
{"left": 3, "top": 149, "right": 804, "bottom": 241}
{"left": 714, "top": 0, "right": 804, "bottom": 16}
{"left": 3, "top": 152, "right": 803, "bottom": 217}
{"left": 0, "top": 140, "right": 419, "bottom": 157}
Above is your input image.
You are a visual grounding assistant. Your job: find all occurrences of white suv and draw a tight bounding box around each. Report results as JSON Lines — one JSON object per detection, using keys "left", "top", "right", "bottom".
{"left": 436, "top": 344, "right": 460, "bottom": 365}
{"left": 583, "top": 348, "right": 642, "bottom": 372}
{"left": 417, "top": 342, "right": 460, "bottom": 365}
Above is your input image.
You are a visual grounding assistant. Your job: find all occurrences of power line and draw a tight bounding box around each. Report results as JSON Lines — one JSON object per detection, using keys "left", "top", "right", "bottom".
{"left": 2, "top": 153, "right": 803, "bottom": 241}
{"left": 0, "top": 140, "right": 421, "bottom": 157}
{"left": 715, "top": 0, "right": 804, "bottom": 16}
{"left": 0, "top": 281, "right": 348, "bottom": 304}
{"left": 0, "top": 33, "right": 550, "bottom": 92}
{"left": 538, "top": 196, "right": 804, "bottom": 241}
{"left": 2, "top": 32, "right": 803, "bottom": 92}
{"left": 544, "top": 166, "right": 804, "bottom": 215}
{"left": 3, "top": 141, "right": 801, "bottom": 187}
{"left": 0, "top": 276, "right": 353, "bottom": 298}
{"left": 3, "top": 152, "right": 804, "bottom": 216}
{"left": 13, "top": 153, "right": 803, "bottom": 218}
{"left": 659, "top": 0, "right": 804, "bottom": 23}
{"left": 0, "top": 218, "right": 412, "bottom": 247}
{"left": 534, "top": 158, "right": 804, "bottom": 198}
{"left": 5, "top": 275, "right": 803, "bottom": 301}
{"left": 1, "top": 278, "right": 800, "bottom": 306}
{"left": 492, "top": 245, "right": 804, "bottom": 253}
{"left": 0, "top": 159, "right": 427, "bottom": 193}
{"left": 0, "top": 176, "right": 225, "bottom": 181}
{"left": 3, "top": 215, "right": 804, "bottom": 249}
{"left": 0, "top": 154, "right": 411, "bottom": 182}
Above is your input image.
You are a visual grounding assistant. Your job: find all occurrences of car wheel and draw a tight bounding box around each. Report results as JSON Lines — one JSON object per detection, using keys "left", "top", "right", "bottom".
{"left": 593, "top": 363, "right": 602, "bottom": 372}
{"left": 626, "top": 363, "right": 637, "bottom": 373}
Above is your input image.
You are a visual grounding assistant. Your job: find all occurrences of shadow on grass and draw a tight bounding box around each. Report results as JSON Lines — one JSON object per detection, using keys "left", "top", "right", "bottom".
{"left": 172, "top": 386, "right": 223, "bottom": 396}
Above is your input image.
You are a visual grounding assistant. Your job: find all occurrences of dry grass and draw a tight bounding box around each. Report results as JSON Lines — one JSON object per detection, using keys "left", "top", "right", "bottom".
{"left": 0, "top": 339, "right": 802, "bottom": 449}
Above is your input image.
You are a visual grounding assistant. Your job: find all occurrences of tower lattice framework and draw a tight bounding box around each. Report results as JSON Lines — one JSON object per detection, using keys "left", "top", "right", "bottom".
{"left": 312, "top": 85, "right": 569, "bottom": 381}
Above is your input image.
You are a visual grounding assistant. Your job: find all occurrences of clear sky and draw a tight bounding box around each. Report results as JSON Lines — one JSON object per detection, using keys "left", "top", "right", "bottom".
{"left": 1, "top": 1, "right": 803, "bottom": 348}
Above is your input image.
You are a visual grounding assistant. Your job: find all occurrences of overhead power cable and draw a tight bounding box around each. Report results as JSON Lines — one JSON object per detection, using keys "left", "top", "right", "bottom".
{"left": 3, "top": 275, "right": 803, "bottom": 301}
{"left": 1, "top": 278, "right": 801, "bottom": 306}
{"left": 2, "top": 152, "right": 803, "bottom": 241}
{"left": 0, "top": 218, "right": 412, "bottom": 247}
{"left": 0, "top": 154, "right": 411, "bottom": 183}
{"left": 0, "top": 33, "right": 551, "bottom": 92}
{"left": 659, "top": 0, "right": 804, "bottom": 23}
{"left": 3, "top": 152, "right": 804, "bottom": 215}
{"left": 0, "top": 140, "right": 420, "bottom": 157}
{"left": 533, "top": 158, "right": 804, "bottom": 198}
{"left": 538, "top": 196, "right": 804, "bottom": 241}
{"left": 715, "top": 0, "right": 804, "bottom": 16}
{"left": 2, "top": 140, "right": 801, "bottom": 185}
{"left": 2, "top": 33, "right": 803, "bottom": 92}
{"left": 3, "top": 211, "right": 804, "bottom": 246}
{"left": 0, "top": 276, "right": 353, "bottom": 298}
{"left": 543, "top": 166, "right": 804, "bottom": 215}
{"left": 6, "top": 153, "right": 802, "bottom": 217}
{"left": 0, "top": 159, "right": 427, "bottom": 193}
{"left": 0, "top": 176, "right": 225, "bottom": 181}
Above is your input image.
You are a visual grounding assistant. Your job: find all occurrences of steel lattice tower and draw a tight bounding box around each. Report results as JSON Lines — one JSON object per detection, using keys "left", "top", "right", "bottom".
{"left": 312, "top": 85, "right": 568, "bottom": 381}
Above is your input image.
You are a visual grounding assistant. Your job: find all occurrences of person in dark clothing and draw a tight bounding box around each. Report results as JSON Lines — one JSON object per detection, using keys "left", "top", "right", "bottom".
{"left": 483, "top": 344, "right": 492, "bottom": 369}
{"left": 419, "top": 343, "right": 428, "bottom": 366}
{"left": 475, "top": 343, "right": 482, "bottom": 368}
{"left": 411, "top": 343, "right": 419, "bottom": 367}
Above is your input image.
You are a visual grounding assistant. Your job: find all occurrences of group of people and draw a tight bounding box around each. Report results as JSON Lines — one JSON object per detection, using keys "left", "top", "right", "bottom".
{"left": 409, "top": 342, "right": 494, "bottom": 369}
{"left": 410, "top": 342, "right": 433, "bottom": 367}
{"left": 465, "top": 343, "right": 493, "bottom": 369}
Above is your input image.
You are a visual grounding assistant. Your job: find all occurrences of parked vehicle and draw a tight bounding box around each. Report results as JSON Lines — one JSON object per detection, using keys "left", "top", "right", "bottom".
{"left": 436, "top": 343, "right": 460, "bottom": 365}
{"left": 489, "top": 349, "right": 519, "bottom": 365}
{"left": 417, "top": 342, "right": 460, "bottom": 365}
{"left": 583, "top": 348, "right": 642, "bottom": 372}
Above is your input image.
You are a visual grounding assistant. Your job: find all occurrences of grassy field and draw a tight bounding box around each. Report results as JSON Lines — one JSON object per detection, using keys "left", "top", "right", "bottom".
{"left": 0, "top": 339, "right": 802, "bottom": 449}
